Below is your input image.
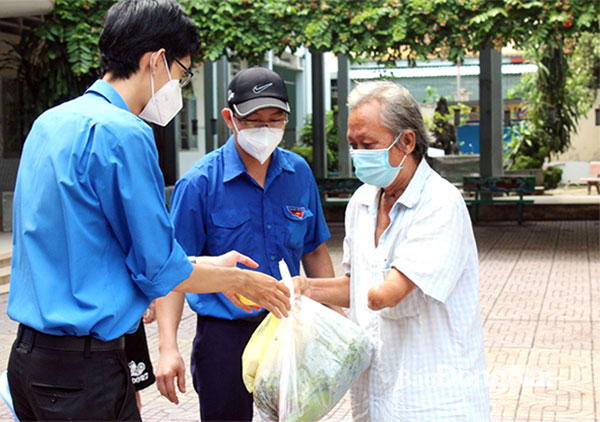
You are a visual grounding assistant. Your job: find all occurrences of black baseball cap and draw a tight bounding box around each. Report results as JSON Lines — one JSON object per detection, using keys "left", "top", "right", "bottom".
{"left": 227, "top": 67, "right": 290, "bottom": 117}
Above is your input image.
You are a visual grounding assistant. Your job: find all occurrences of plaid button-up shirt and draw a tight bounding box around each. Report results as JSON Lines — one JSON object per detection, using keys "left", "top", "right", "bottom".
{"left": 343, "top": 159, "right": 490, "bottom": 421}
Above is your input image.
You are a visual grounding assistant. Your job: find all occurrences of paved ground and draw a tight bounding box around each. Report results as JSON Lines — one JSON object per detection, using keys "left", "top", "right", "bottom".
{"left": 533, "top": 186, "right": 600, "bottom": 204}
{"left": 0, "top": 220, "right": 598, "bottom": 421}
{"left": 0, "top": 235, "right": 10, "bottom": 256}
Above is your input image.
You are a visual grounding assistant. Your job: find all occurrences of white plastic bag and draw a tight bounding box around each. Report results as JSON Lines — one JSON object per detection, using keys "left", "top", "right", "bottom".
{"left": 242, "top": 260, "right": 373, "bottom": 421}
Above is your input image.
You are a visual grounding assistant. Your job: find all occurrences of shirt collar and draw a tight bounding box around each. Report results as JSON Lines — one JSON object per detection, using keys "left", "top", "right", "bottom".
{"left": 85, "top": 80, "right": 130, "bottom": 112}
{"left": 223, "top": 137, "right": 247, "bottom": 183}
{"left": 395, "top": 158, "right": 432, "bottom": 209}
{"left": 222, "top": 136, "right": 295, "bottom": 183}
{"left": 354, "top": 158, "right": 432, "bottom": 210}
{"left": 268, "top": 145, "right": 295, "bottom": 176}
{"left": 355, "top": 184, "right": 380, "bottom": 209}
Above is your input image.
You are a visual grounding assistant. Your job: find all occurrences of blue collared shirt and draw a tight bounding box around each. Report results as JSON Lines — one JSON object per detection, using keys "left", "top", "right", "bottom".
{"left": 7, "top": 80, "right": 193, "bottom": 341}
{"left": 170, "top": 137, "right": 330, "bottom": 320}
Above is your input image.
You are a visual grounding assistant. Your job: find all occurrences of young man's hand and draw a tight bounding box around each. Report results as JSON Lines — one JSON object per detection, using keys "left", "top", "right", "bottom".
{"left": 142, "top": 300, "right": 156, "bottom": 323}
{"left": 222, "top": 290, "right": 262, "bottom": 313}
{"left": 234, "top": 270, "right": 290, "bottom": 319}
{"left": 208, "top": 250, "right": 260, "bottom": 269}
{"left": 156, "top": 346, "right": 186, "bottom": 405}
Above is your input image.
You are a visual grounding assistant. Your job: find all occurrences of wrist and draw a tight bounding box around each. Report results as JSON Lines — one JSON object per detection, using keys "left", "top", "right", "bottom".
{"left": 218, "top": 266, "right": 244, "bottom": 292}
{"left": 303, "top": 277, "right": 314, "bottom": 300}
{"left": 191, "top": 256, "right": 217, "bottom": 266}
{"left": 158, "top": 340, "right": 179, "bottom": 354}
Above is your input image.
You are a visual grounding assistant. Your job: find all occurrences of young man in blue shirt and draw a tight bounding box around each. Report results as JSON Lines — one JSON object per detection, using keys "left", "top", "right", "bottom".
{"left": 6, "top": 2, "right": 289, "bottom": 421}
{"left": 155, "top": 67, "right": 335, "bottom": 421}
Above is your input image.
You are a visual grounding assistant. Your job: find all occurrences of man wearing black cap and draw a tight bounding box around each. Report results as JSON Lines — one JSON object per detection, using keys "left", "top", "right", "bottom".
{"left": 155, "top": 67, "right": 334, "bottom": 421}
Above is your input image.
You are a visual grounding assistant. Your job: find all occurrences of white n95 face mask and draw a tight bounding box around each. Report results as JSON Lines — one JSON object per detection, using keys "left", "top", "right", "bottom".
{"left": 139, "top": 54, "right": 183, "bottom": 127}
{"left": 231, "top": 117, "right": 284, "bottom": 164}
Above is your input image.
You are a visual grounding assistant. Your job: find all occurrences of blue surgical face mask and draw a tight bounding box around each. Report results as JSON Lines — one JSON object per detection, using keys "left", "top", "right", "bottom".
{"left": 350, "top": 134, "right": 408, "bottom": 187}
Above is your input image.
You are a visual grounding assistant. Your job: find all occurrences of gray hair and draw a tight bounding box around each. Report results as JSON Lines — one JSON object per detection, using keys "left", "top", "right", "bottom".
{"left": 347, "top": 81, "right": 429, "bottom": 161}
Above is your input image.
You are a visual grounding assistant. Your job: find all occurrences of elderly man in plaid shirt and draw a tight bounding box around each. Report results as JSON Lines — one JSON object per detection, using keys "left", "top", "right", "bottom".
{"left": 294, "top": 81, "right": 490, "bottom": 421}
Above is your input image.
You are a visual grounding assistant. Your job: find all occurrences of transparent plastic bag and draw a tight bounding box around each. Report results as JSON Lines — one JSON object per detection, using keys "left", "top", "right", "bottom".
{"left": 242, "top": 260, "right": 373, "bottom": 422}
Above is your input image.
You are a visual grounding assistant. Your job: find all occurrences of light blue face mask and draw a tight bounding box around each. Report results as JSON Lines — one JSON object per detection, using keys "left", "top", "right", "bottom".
{"left": 350, "top": 134, "right": 408, "bottom": 187}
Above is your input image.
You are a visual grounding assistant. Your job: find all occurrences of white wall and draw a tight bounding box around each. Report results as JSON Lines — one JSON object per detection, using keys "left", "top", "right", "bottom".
{"left": 178, "top": 63, "right": 207, "bottom": 178}
{"left": 555, "top": 90, "right": 600, "bottom": 163}
{"left": 178, "top": 150, "right": 203, "bottom": 177}
{"left": 0, "top": 0, "right": 53, "bottom": 18}
{"left": 191, "top": 63, "right": 206, "bottom": 157}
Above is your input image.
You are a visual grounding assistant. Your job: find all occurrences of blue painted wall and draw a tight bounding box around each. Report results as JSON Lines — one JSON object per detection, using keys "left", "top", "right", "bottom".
{"left": 457, "top": 125, "right": 515, "bottom": 155}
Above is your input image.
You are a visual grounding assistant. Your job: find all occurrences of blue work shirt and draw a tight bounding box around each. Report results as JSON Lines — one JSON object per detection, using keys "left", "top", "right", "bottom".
{"left": 8, "top": 80, "right": 193, "bottom": 341}
{"left": 170, "top": 137, "right": 330, "bottom": 320}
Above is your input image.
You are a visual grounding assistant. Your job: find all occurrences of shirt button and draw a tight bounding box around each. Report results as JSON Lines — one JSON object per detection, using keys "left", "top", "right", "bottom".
{"left": 270, "top": 255, "right": 275, "bottom": 261}
{"left": 267, "top": 224, "right": 272, "bottom": 230}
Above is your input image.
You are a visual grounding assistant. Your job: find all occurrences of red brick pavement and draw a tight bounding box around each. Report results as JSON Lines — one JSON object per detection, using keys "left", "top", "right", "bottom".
{"left": 0, "top": 220, "right": 597, "bottom": 421}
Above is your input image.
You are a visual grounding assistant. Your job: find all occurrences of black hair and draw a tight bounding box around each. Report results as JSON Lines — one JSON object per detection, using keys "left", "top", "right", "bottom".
{"left": 99, "top": 0, "right": 200, "bottom": 79}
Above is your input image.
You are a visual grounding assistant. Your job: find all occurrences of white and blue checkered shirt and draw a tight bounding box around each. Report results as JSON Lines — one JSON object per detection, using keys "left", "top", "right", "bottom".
{"left": 343, "top": 159, "right": 490, "bottom": 421}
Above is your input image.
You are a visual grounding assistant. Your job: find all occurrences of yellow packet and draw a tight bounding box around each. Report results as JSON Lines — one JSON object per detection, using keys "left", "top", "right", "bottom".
{"left": 241, "top": 313, "right": 280, "bottom": 393}
{"left": 239, "top": 295, "right": 257, "bottom": 306}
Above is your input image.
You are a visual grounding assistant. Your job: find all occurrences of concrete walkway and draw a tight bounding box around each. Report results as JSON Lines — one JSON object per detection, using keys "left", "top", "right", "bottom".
{"left": 0, "top": 220, "right": 597, "bottom": 421}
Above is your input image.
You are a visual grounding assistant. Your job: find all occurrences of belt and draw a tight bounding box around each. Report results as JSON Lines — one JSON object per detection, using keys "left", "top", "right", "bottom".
{"left": 238, "top": 311, "right": 268, "bottom": 323}
{"left": 17, "top": 324, "right": 125, "bottom": 352}
{"left": 199, "top": 312, "right": 267, "bottom": 324}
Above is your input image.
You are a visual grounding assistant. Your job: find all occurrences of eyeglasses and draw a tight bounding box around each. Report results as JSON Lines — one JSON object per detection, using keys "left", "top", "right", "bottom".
{"left": 174, "top": 58, "right": 194, "bottom": 87}
{"left": 234, "top": 114, "right": 289, "bottom": 129}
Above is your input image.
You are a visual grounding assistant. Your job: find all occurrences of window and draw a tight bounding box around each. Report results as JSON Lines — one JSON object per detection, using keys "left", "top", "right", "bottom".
{"left": 179, "top": 97, "right": 198, "bottom": 151}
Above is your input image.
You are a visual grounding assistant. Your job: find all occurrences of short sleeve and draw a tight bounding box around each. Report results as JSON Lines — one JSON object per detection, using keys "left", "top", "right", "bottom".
{"left": 341, "top": 200, "right": 356, "bottom": 276}
{"left": 302, "top": 173, "right": 331, "bottom": 255}
{"left": 170, "top": 176, "right": 207, "bottom": 256}
{"left": 391, "top": 195, "right": 471, "bottom": 304}
{"left": 92, "top": 126, "right": 192, "bottom": 300}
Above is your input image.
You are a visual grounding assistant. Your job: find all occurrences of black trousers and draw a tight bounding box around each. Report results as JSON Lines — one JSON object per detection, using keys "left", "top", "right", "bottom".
{"left": 7, "top": 325, "right": 140, "bottom": 421}
{"left": 191, "top": 314, "right": 266, "bottom": 422}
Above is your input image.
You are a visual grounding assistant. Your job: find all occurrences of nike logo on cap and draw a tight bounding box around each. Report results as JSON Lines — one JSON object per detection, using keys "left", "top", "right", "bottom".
{"left": 253, "top": 83, "right": 273, "bottom": 94}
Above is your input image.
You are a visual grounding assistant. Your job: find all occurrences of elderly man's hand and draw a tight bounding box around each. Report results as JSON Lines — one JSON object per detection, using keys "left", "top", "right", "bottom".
{"left": 368, "top": 267, "right": 416, "bottom": 311}
{"left": 292, "top": 275, "right": 311, "bottom": 300}
{"left": 368, "top": 281, "right": 403, "bottom": 310}
{"left": 368, "top": 278, "right": 417, "bottom": 311}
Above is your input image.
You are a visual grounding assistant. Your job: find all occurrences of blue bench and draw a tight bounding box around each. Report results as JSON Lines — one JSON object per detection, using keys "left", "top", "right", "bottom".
{"left": 463, "top": 176, "right": 535, "bottom": 224}
{"left": 317, "top": 178, "right": 363, "bottom": 206}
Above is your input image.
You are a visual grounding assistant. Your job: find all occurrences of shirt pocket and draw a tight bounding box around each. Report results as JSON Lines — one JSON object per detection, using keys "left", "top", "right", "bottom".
{"left": 208, "top": 210, "right": 252, "bottom": 252}
{"left": 282, "top": 205, "right": 314, "bottom": 249}
{"left": 378, "top": 288, "right": 421, "bottom": 320}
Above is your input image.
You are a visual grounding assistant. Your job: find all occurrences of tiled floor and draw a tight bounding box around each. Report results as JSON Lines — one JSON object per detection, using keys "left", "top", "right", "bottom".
{"left": 0, "top": 220, "right": 597, "bottom": 421}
